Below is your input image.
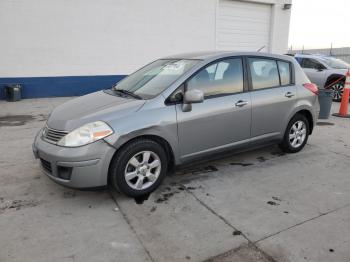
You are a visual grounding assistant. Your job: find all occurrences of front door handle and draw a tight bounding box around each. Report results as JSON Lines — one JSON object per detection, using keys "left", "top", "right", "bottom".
{"left": 235, "top": 100, "right": 248, "bottom": 107}
{"left": 285, "top": 92, "right": 295, "bottom": 98}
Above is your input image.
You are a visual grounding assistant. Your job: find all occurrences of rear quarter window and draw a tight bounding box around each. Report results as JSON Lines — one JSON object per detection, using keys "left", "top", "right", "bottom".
{"left": 277, "top": 61, "right": 292, "bottom": 85}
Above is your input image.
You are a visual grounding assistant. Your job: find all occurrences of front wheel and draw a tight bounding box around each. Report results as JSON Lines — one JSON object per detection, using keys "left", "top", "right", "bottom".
{"left": 279, "top": 114, "right": 310, "bottom": 153}
{"left": 109, "top": 139, "right": 168, "bottom": 197}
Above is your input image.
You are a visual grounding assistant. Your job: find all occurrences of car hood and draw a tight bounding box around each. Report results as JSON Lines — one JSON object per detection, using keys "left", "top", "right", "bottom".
{"left": 47, "top": 91, "right": 145, "bottom": 131}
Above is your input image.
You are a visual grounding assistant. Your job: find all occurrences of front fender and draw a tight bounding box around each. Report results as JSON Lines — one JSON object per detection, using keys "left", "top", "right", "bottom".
{"left": 103, "top": 104, "right": 181, "bottom": 164}
{"left": 324, "top": 73, "right": 346, "bottom": 88}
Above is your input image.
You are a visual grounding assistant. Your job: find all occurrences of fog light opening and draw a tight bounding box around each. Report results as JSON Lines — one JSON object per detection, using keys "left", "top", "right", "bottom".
{"left": 57, "top": 166, "right": 73, "bottom": 180}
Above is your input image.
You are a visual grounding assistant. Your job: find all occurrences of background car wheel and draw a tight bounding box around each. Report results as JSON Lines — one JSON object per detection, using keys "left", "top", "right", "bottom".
{"left": 279, "top": 114, "right": 310, "bottom": 153}
{"left": 329, "top": 81, "right": 344, "bottom": 102}
{"left": 110, "top": 139, "right": 168, "bottom": 197}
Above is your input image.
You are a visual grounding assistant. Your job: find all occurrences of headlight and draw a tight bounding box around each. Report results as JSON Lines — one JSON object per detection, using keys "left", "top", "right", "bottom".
{"left": 57, "top": 121, "right": 113, "bottom": 147}
{"left": 42, "top": 126, "right": 48, "bottom": 137}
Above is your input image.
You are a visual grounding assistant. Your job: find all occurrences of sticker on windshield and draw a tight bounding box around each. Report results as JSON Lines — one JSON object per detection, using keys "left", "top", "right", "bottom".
{"left": 163, "top": 61, "right": 186, "bottom": 71}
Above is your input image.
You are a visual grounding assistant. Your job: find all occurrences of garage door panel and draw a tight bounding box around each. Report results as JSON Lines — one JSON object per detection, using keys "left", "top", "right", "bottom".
{"left": 219, "top": 0, "right": 271, "bottom": 12}
{"left": 220, "top": 8, "right": 269, "bottom": 18}
{"left": 219, "top": 33, "right": 269, "bottom": 42}
{"left": 217, "top": 0, "right": 272, "bottom": 52}
{"left": 218, "top": 19, "right": 270, "bottom": 27}
{"left": 218, "top": 25, "right": 270, "bottom": 33}
{"left": 218, "top": 36, "right": 270, "bottom": 47}
{"left": 218, "top": 42, "right": 267, "bottom": 49}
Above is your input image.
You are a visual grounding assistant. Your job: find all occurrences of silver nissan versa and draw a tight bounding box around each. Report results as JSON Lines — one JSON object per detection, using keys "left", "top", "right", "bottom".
{"left": 33, "top": 52, "right": 319, "bottom": 197}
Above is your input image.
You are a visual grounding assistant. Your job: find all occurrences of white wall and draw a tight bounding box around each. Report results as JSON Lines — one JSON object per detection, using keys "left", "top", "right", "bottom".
{"left": 269, "top": 0, "right": 292, "bottom": 54}
{"left": 0, "top": 0, "right": 291, "bottom": 78}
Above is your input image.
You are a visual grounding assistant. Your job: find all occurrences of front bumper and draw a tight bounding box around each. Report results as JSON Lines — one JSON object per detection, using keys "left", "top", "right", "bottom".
{"left": 33, "top": 129, "right": 116, "bottom": 188}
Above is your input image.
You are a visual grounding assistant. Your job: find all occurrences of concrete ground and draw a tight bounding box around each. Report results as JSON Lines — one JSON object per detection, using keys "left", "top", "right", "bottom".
{"left": 0, "top": 97, "right": 349, "bottom": 262}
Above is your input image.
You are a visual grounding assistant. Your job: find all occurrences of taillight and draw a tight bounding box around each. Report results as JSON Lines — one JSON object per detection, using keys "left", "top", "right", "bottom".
{"left": 303, "top": 83, "right": 318, "bottom": 95}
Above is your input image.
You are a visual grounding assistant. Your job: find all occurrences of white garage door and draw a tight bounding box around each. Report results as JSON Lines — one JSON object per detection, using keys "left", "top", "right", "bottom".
{"left": 216, "top": 0, "right": 272, "bottom": 52}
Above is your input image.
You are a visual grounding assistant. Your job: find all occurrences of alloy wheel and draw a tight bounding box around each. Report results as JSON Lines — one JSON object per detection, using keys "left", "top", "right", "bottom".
{"left": 330, "top": 82, "right": 344, "bottom": 101}
{"left": 124, "top": 151, "right": 161, "bottom": 190}
{"left": 289, "top": 120, "right": 307, "bottom": 148}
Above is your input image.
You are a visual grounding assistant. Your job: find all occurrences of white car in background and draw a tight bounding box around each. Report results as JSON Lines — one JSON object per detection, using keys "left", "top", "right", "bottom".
{"left": 293, "top": 54, "right": 350, "bottom": 101}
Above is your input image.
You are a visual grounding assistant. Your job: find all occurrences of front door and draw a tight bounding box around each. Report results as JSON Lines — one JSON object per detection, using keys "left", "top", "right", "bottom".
{"left": 176, "top": 57, "right": 251, "bottom": 160}
{"left": 300, "top": 58, "right": 327, "bottom": 88}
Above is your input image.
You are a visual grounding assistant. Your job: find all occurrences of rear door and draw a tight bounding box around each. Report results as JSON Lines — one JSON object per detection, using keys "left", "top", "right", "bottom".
{"left": 248, "top": 57, "right": 296, "bottom": 139}
{"left": 176, "top": 57, "right": 251, "bottom": 160}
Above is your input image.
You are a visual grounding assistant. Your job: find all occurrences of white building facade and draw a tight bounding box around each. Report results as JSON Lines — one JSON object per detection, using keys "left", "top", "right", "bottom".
{"left": 0, "top": 0, "right": 292, "bottom": 98}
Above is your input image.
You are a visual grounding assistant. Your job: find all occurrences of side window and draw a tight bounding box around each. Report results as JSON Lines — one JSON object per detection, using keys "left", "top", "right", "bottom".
{"left": 187, "top": 58, "right": 244, "bottom": 97}
{"left": 248, "top": 58, "right": 280, "bottom": 90}
{"left": 277, "top": 61, "right": 291, "bottom": 85}
{"left": 301, "top": 58, "right": 325, "bottom": 69}
{"left": 205, "top": 64, "right": 217, "bottom": 80}
{"left": 214, "top": 62, "right": 230, "bottom": 80}
{"left": 295, "top": 57, "right": 303, "bottom": 65}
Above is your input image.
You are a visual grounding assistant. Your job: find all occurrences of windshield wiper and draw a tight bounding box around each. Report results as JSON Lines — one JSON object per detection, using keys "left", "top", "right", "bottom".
{"left": 113, "top": 88, "right": 142, "bottom": 100}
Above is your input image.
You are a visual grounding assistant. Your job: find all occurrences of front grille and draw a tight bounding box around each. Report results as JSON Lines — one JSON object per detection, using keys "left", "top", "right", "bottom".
{"left": 40, "top": 158, "right": 52, "bottom": 174}
{"left": 43, "top": 127, "right": 68, "bottom": 144}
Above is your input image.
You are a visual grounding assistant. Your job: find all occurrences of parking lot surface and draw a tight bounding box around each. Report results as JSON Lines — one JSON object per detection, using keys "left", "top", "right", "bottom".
{"left": 1, "top": 98, "right": 350, "bottom": 262}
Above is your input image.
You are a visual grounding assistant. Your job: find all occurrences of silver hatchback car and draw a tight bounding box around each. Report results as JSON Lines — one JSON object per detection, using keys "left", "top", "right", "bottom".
{"left": 33, "top": 51, "right": 319, "bottom": 197}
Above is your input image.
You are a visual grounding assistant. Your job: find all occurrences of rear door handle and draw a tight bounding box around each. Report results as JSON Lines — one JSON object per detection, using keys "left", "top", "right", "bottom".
{"left": 285, "top": 92, "right": 295, "bottom": 98}
{"left": 235, "top": 100, "right": 248, "bottom": 107}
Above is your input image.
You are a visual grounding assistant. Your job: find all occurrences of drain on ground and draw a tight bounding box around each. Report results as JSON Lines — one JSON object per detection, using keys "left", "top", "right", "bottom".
{"left": 232, "top": 230, "right": 242, "bottom": 236}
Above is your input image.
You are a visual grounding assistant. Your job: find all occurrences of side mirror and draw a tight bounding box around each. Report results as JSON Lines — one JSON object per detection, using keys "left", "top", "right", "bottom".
{"left": 316, "top": 64, "right": 325, "bottom": 71}
{"left": 184, "top": 89, "right": 204, "bottom": 103}
{"left": 182, "top": 89, "right": 204, "bottom": 112}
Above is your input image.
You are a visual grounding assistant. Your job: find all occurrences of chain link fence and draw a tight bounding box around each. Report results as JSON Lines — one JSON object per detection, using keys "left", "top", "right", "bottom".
{"left": 288, "top": 47, "right": 350, "bottom": 63}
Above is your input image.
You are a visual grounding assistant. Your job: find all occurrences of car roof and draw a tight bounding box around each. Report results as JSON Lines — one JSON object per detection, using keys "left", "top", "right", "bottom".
{"left": 294, "top": 53, "right": 332, "bottom": 59}
{"left": 162, "top": 51, "right": 294, "bottom": 62}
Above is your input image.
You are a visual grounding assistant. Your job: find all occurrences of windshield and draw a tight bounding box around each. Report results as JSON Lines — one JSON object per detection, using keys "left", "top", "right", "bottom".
{"left": 113, "top": 59, "right": 199, "bottom": 99}
{"left": 319, "top": 57, "right": 350, "bottom": 69}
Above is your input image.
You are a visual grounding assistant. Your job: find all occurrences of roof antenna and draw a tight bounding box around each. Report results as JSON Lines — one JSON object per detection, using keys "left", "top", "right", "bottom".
{"left": 256, "top": 46, "right": 265, "bottom": 52}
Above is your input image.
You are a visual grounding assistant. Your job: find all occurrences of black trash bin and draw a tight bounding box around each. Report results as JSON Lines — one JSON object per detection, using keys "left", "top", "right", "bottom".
{"left": 318, "top": 89, "right": 333, "bottom": 119}
{"left": 4, "top": 84, "right": 22, "bottom": 102}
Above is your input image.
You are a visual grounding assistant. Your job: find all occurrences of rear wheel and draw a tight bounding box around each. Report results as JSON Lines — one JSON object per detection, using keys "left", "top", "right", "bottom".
{"left": 279, "top": 114, "right": 309, "bottom": 153}
{"left": 110, "top": 139, "right": 168, "bottom": 197}
{"left": 329, "top": 81, "right": 344, "bottom": 102}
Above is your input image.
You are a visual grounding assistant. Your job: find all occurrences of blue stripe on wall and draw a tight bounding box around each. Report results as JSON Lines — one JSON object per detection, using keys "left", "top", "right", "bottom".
{"left": 0, "top": 75, "right": 126, "bottom": 100}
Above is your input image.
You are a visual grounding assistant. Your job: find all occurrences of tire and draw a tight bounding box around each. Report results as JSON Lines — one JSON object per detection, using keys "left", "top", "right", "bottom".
{"left": 329, "top": 81, "right": 344, "bottom": 102}
{"left": 109, "top": 139, "right": 168, "bottom": 197}
{"left": 279, "top": 114, "right": 310, "bottom": 153}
